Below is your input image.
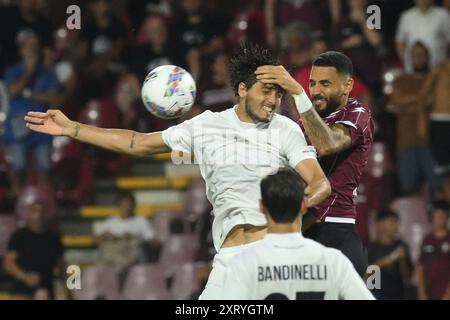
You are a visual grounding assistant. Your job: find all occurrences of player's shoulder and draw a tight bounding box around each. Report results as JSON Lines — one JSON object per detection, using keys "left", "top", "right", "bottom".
{"left": 323, "top": 246, "right": 354, "bottom": 270}
{"left": 341, "top": 99, "right": 372, "bottom": 122}
{"left": 184, "top": 108, "right": 229, "bottom": 125}
{"left": 304, "top": 238, "right": 349, "bottom": 262}
{"left": 346, "top": 99, "right": 371, "bottom": 114}
{"left": 270, "top": 113, "right": 302, "bottom": 131}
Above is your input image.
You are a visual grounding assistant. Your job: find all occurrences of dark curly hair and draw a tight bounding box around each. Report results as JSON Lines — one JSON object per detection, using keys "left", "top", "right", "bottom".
{"left": 229, "top": 43, "right": 281, "bottom": 96}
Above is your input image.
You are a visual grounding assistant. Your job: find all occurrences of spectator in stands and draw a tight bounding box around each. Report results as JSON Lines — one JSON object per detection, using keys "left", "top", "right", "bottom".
{"left": 416, "top": 201, "right": 450, "bottom": 299}
{"left": 332, "top": 0, "right": 383, "bottom": 93}
{"left": 368, "top": 208, "right": 412, "bottom": 299}
{"left": 264, "top": 0, "right": 332, "bottom": 48}
{"left": 292, "top": 32, "right": 375, "bottom": 120}
{"left": 0, "top": 0, "right": 54, "bottom": 74}
{"left": 194, "top": 50, "right": 235, "bottom": 114}
{"left": 79, "top": 0, "right": 128, "bottom": 63}
{"left": 388, "top": 42, "right": 439, "bottom": 195}
{"left": 418, "top": 55, "right": 450, "bottom": 173}
{"left": 396, "top": 0, "right": 450, "bottom": 73}
{"left": 126, "top": 0, "right": 172, "bottom": 32}
{"left": 3, "top": 202, "right": 64, "bottom": 300}
{"left": 3, "top": 29, "right": 59, "bottom": 196}
{"left": 170, "top": 0, "right": 228, "bottom": 80}
{"left": 227, "top": 0, "right": 268, "bottom": 53}
{"left": 128, "top": 15, "right": 176, "bottom": 82}
{"left": 278, "top": 22, "right": 313, "bottom": 72}
{"left": 93, "top": 191, "right": 157, "bottom": 286}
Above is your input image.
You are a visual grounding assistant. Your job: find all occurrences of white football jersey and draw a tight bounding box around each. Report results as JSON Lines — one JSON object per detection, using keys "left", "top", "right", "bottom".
{"left": 220, "top": 233, "right": 375, "bottom": 300}
{"left": 162, "top": 107, "right": 317, "bottom": 250}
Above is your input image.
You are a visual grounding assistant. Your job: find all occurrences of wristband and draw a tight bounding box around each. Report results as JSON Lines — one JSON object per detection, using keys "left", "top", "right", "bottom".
{"left": 293, "top": 91, "right": 313, "bottom": 114}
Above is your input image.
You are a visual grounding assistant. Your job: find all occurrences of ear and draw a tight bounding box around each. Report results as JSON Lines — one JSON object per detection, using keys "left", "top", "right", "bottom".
{"left": 300, "top": 198, "right": 308, "bottom": 216}
{"left": 238, "top": 82, "right": 247, "bottom": 99}
{"left": 259, "top": 199, "right": 267, "bottom": 215}
{"left": 344, "top": 77, "right": 354, "bottom": 97}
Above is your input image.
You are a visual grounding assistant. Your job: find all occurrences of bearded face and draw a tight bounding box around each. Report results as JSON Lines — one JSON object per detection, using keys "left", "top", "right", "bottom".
{"left": 309, "top": 66, "right": 352, "bottom": 118}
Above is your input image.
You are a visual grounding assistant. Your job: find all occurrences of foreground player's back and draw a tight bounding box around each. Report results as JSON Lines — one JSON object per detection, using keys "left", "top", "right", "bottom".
{"left": 221, "top": 233, "right": 374, "bottom": 300}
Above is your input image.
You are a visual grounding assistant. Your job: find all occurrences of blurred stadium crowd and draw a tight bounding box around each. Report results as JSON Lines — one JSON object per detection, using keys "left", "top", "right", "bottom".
{"left": 0, "top": 0, "right": 449, "bottom": 300}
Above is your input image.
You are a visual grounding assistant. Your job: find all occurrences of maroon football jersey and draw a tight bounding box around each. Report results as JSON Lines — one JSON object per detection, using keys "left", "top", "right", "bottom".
{"left": 419, "top": 232, "right": 450, "bottom": 299}
{"left": 298, "top": 99, "right": 374, "bottom": 220}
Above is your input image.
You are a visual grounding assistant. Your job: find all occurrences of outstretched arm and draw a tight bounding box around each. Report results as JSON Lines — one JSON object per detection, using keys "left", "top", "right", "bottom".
{"left": 25, "top": 109, "right": 170, "bottom": 157}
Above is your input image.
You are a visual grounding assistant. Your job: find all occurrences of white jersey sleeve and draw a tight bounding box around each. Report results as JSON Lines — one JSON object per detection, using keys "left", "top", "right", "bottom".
{"left": 280, "top": 118, "right": 317, "bottom": 167}
{"left": 333, "top": 251, "right": 375, "bottom": 300}
{"left": 161, "top": 110, "right": 213, "bottom": 153}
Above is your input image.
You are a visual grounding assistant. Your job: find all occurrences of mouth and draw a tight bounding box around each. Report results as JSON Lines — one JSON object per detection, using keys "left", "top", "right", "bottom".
{"left": 312, "top": 98, "right": 327, "bottom": 108}
{"left": 263, "top": 105, "right": 274, "bottom": 116}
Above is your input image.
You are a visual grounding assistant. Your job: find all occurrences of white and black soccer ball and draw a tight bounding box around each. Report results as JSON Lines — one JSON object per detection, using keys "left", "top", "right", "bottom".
{"left": 141, "top": 65, "right": 196, "bottom": 119}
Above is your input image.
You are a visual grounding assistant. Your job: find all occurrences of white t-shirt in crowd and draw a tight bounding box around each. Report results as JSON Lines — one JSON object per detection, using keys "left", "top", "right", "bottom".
{"left": 221, "top": 233, "right": 375, "bottom": 300}
{"left": 162, "top": 107, "right": 317, "bottom": 250}
{"left": 396, "top": 6, "right": 450, "bottom": 72}
{"left": 93, "top": 215, "right": 155, "bottom": 241}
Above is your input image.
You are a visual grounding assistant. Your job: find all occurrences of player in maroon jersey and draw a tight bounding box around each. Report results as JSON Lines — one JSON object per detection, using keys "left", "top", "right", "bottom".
{"left": 255, "top": 51, "right": 374, "bottom": 277}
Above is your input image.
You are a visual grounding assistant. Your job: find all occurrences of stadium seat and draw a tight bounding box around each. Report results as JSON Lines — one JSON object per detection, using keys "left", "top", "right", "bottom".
{"left": 78, "top": 98, "right": 130, "bottom": 178}
{"left": 121, "top": 264, "right": 173, "bottom": 299}
{"left": 74, "top": 265, "right": 120, "bottom": 300}
{"left": 0, "top": 215, "right": 16, "bottom": 256}
{"left": 390, "top": 195, "right": 431, "bottom": 263}
{"left": 171, "top": 262, "right": 201, "bottom": 300}
{"left": 78, "top": 98, "right": 120, "bottom": 128}
{"left": 51, "top": 137, "right": 94, "bottom": 206}
{"left": 152, "top": 210, "right": 187, "bottom": 243}
{"left": 184, "top": 179, "right": 209, "bottom": 223}
{"left": 365, "top": 141, "right": 395, "bottom": 179}
{"left": 158, "top": 234, "right": 197, "bottom": 277}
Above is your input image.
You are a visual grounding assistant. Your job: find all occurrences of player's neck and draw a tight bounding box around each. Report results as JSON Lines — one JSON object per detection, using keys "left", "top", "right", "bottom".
{"left": 235, "top": 103, "right": 256, "bottom": 123}
{"left": 339, "top": 96, "right": 350, "bottom": 109}
{"left": 267, "top": 223, "right": 300, "bottom": 234}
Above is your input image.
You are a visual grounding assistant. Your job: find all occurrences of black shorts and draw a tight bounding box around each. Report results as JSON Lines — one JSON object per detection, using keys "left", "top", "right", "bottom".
{"left": 304, "top": 222, "right": 368, "bottom": 277}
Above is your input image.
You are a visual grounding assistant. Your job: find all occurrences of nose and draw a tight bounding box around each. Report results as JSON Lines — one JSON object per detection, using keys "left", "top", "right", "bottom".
{"left": 266, "top": 91, "right": 278, "bottom": 105}
{"left": 309, "top": 85, "right": 321, "bottom": 97}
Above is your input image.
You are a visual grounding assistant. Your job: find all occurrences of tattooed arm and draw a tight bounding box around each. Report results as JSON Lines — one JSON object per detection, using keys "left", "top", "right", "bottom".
{"left": 300, "top": 107, "right": 352, "bottom": 157}
{"left": 254, "top": 65, "right": 352, "bottom": 157}
{"left": 24, "top": 109, "right": 170, "bottom": 156}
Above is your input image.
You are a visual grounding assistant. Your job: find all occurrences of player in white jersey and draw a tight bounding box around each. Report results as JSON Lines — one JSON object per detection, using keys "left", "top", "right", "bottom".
{"left": 221, "top": 168, "right": 374, "bottom": 300}
{"left": 24, "top": 44, "right": 331, "bottom": 299}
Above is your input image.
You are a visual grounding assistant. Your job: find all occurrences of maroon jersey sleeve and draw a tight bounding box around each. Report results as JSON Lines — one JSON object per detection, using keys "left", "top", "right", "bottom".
{"left": 334, "top": 104, "right": 373, "bottom": 148}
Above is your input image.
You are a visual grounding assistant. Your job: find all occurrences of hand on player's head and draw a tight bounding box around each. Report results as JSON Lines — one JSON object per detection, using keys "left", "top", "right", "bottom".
{"left": 255, "top": 65, "right": 303, "bottom": 95}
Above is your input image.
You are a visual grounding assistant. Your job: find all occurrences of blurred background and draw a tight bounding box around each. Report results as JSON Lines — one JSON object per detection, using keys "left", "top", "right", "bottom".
{"left": 0, "top": 0, "right": 449, "bottom": 300}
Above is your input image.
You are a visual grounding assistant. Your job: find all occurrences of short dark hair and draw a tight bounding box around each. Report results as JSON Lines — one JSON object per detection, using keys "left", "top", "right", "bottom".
{"left": 312, "top": 51, "right": 353, "bottom": 77}
{"left": 375, "top": 208, "right": 399, "bottom": 222}
{"left": 260, "top": 168, "right": 305, "bottom": 223}
{"left": 229, "top": 43, "right": 281, "bottom": 96}
{"left": 118, "top": 191, "right": 136, "bottom": 207}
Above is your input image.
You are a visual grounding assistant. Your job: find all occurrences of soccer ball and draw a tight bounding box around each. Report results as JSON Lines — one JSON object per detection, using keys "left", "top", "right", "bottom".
{"left": 141, "top": 65, "right": 196, "bottom": 119}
